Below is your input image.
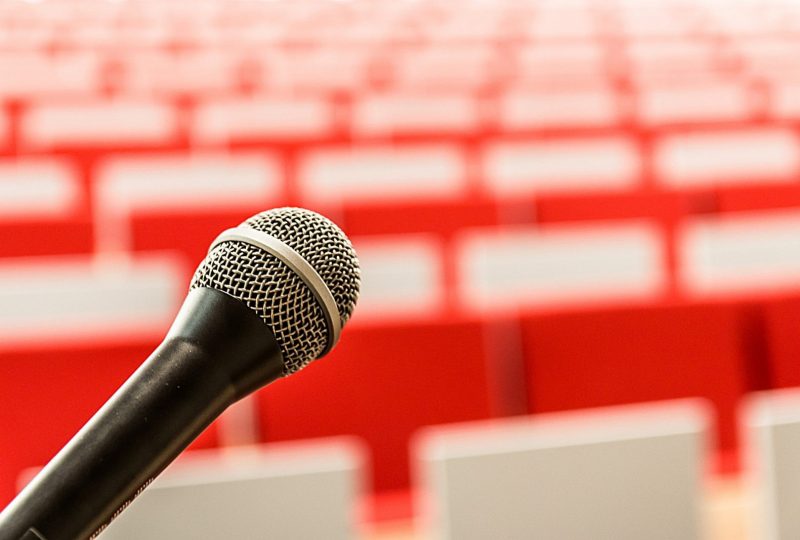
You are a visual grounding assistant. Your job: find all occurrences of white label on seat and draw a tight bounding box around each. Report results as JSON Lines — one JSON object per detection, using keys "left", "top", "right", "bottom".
{"left": 499, "top": 89, "right": 620, "bottom": 130}
{"left": 458, "top": 222, "right": 664, "bottom": 313}
{"left": 351, "top": 235, "right": 444, "bottom": 321}
{"left": 299, "top": 144, "right": 466, "bottom": 204}
{"left": 655, "top": 128, "right": 800, "bottom": 187}
{"left": 680, "top": 210, "right": 800, "bottom": 295}
{"left": 0, "top": 52, "right": 100, "bottom": 98}
{"left": 0, "top": 254, "right": 183, "bottom": 348}
{"left": 352, "top": 94, "right": 478, "bottom": 136}
{"left": 97, "top": 153, "right": 282, "bottom": 212}
{"left": 23, "top": 100, "right": 177, "bottom": 148}
{"left": 770, "top": 82, "right": 800, "bottom": 120}
{"left": 0, "top": 159, "right": 79, "bottom": 219}
{"left": 193, "top": 97, "right": 334, "bottom": 142}
{"left": 483, "top": 137, "right": 641, "bottom": 196}
{"left": 0, "top": 108, "right": 7, "bottom": 146}
{"left": 638, "top": 83, "right": 753, "bottom": 125}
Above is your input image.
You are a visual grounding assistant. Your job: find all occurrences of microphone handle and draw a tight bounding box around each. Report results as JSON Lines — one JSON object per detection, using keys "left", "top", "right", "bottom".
{"left": 0, "top": 288, "right": 284, "bottom": 540}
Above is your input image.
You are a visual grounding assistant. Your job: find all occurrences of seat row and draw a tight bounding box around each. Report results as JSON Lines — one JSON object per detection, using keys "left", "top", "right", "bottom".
{"left": 1, "top": 0, "right": 799, "bottom": 49}
{"left": 72, "top": 394, "right": 800, "bottom": 539}
{"left": 1, "top": 44, "right": 800, "bottom": 94}
{"left": 5, "top": 289, "right": 800, "bottom": 509}
{"left": 2, "top": 127, "right": 799, "bottom": 207}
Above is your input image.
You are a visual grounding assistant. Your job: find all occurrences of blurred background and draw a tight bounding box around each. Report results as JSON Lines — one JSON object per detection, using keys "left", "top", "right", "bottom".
{"left": 3, "top": 0, "right": 800, "bottom": 538}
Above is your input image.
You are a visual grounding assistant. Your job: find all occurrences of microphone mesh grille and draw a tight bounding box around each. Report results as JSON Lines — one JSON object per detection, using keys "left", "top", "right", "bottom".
{"left": 190, "top": 208, "right": 360, "bottom": 375}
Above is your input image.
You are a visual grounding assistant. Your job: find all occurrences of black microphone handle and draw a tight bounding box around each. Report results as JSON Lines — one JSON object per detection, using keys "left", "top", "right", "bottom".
{"left": 0, "top": 287, "right": 285, "bottom": 540}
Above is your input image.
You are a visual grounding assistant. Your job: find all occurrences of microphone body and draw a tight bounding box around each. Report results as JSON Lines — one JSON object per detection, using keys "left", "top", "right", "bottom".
{"left": 0, "top": 288, "right": 283, "bottom": 540}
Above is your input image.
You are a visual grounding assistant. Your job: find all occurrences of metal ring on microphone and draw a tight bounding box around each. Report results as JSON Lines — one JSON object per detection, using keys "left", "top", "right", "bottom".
{"left": 209, "top": 227, "right": 342, "bottom": 355}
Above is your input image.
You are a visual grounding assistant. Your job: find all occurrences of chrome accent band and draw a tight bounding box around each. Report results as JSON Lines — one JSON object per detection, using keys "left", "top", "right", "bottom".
{"left": 209, "top": 227, "right": 341, "bottom": 355}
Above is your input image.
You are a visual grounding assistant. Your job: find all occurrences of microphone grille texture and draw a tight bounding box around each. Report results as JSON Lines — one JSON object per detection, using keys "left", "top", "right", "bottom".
{"left": 190, "top": 207, "right": 360, "bottom": 375}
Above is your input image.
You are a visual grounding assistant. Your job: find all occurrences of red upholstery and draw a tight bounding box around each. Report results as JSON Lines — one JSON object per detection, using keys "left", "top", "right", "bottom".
{"left": 343, "top": 199, "right": 500, "bottom": 237}
{"left": 257, "top": 320, "right": 495, "bottom": 492}
{"left": 0, "top": 218, "right": 93, "bottom": 258}
{"left": 130, "top": 209, "right": 265, "bottom": 267}
{"left": 717, "top": 185, "right": 800, "bottom": 213}
{"left": 521, "top": 302, "right": 757, "bottom": 453}
{"left": 535, "top": 191, "right": 694, "bottom": 224}
{"left": 0, "top": 340, "right": 218, "bottom": 509}
{"left": 762, "top": 294, "right": 800, "bottom": 388}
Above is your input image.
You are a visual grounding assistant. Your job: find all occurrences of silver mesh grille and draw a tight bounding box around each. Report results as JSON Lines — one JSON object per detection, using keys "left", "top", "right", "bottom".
{"left": 190, "top": 208, "right": 360, "bottom": 375}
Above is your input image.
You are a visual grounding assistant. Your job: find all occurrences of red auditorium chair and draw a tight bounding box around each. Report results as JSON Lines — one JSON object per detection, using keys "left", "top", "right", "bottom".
{"left": 521, "top": 302, "right": 764, "bottom": 470}
{"left": 0, "top": 159, "right": 93, "bottom": 258}
{"left": 535, "top": 192, "right": 701, "bottom": 298}
{"left": 97, "top": 152, "right": 288, "bottom": 271}
{"left": 0, "top": 340, "right": 220, "bottom": 509}
{"left": 256, "top": 320, "right": 497, "bottom": 499}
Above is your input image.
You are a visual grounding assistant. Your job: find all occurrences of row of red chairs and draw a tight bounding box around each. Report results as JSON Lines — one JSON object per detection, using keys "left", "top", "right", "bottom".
{"left": 4, "top": 294, "right": 800, "bottom": 508}
{"left": 0, "top": 1, "right": 798, "bottom": 47}
{"left": 0, "top": 54, "right": 799, "bottom": 97}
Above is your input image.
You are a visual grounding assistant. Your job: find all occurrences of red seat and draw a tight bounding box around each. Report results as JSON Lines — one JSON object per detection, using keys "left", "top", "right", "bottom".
{"left": 762, "top": 294, "right": 800, "bottom": 388}
{"left": 0, "top": 340, "right": 219, "bottom": 510}
{"left": 521, "top": 302, "right": 759, "bottom": 459}
{"left": 130, "top": 209, "right": 266, "bottom": 270}
{"left": 717, "top": 184, "right": 800, "bottom": 213}
{"left": 256, "top": 320, "right": 496, "bottom": 492}
{"left": 342, "top": 199, "right": 500, "bottom": 237}
{"left": 0, "top": 217, "right": 93, "bottom": 258}
{"left": 535, "top": 191, "right": 693, "bottom": 224}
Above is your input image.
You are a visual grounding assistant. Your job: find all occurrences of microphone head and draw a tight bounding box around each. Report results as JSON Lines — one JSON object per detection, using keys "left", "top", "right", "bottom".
{"left": 190, "top": 207, "right": 360, "bottom": 375}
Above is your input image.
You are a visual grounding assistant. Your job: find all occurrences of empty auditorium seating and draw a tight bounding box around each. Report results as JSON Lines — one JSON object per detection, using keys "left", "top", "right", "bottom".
{"left": 95, "top": 152, "right": 283, "bottom": 259}
{"left": 256, "top": 320, "right": 496, "bottom": 492}
{"left": 4, "top": 1, "right": 800, "bottom": 532}
{"left": 520, "top": 302, "right": 755, "bottom": 453}
{"left": 0, "top": 253, "right": 212, "bottom": 507}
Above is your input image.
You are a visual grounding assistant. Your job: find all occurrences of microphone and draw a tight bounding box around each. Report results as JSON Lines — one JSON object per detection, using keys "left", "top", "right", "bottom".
{"left": 0, "top": 207, "right": 361, "bottom": 540}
